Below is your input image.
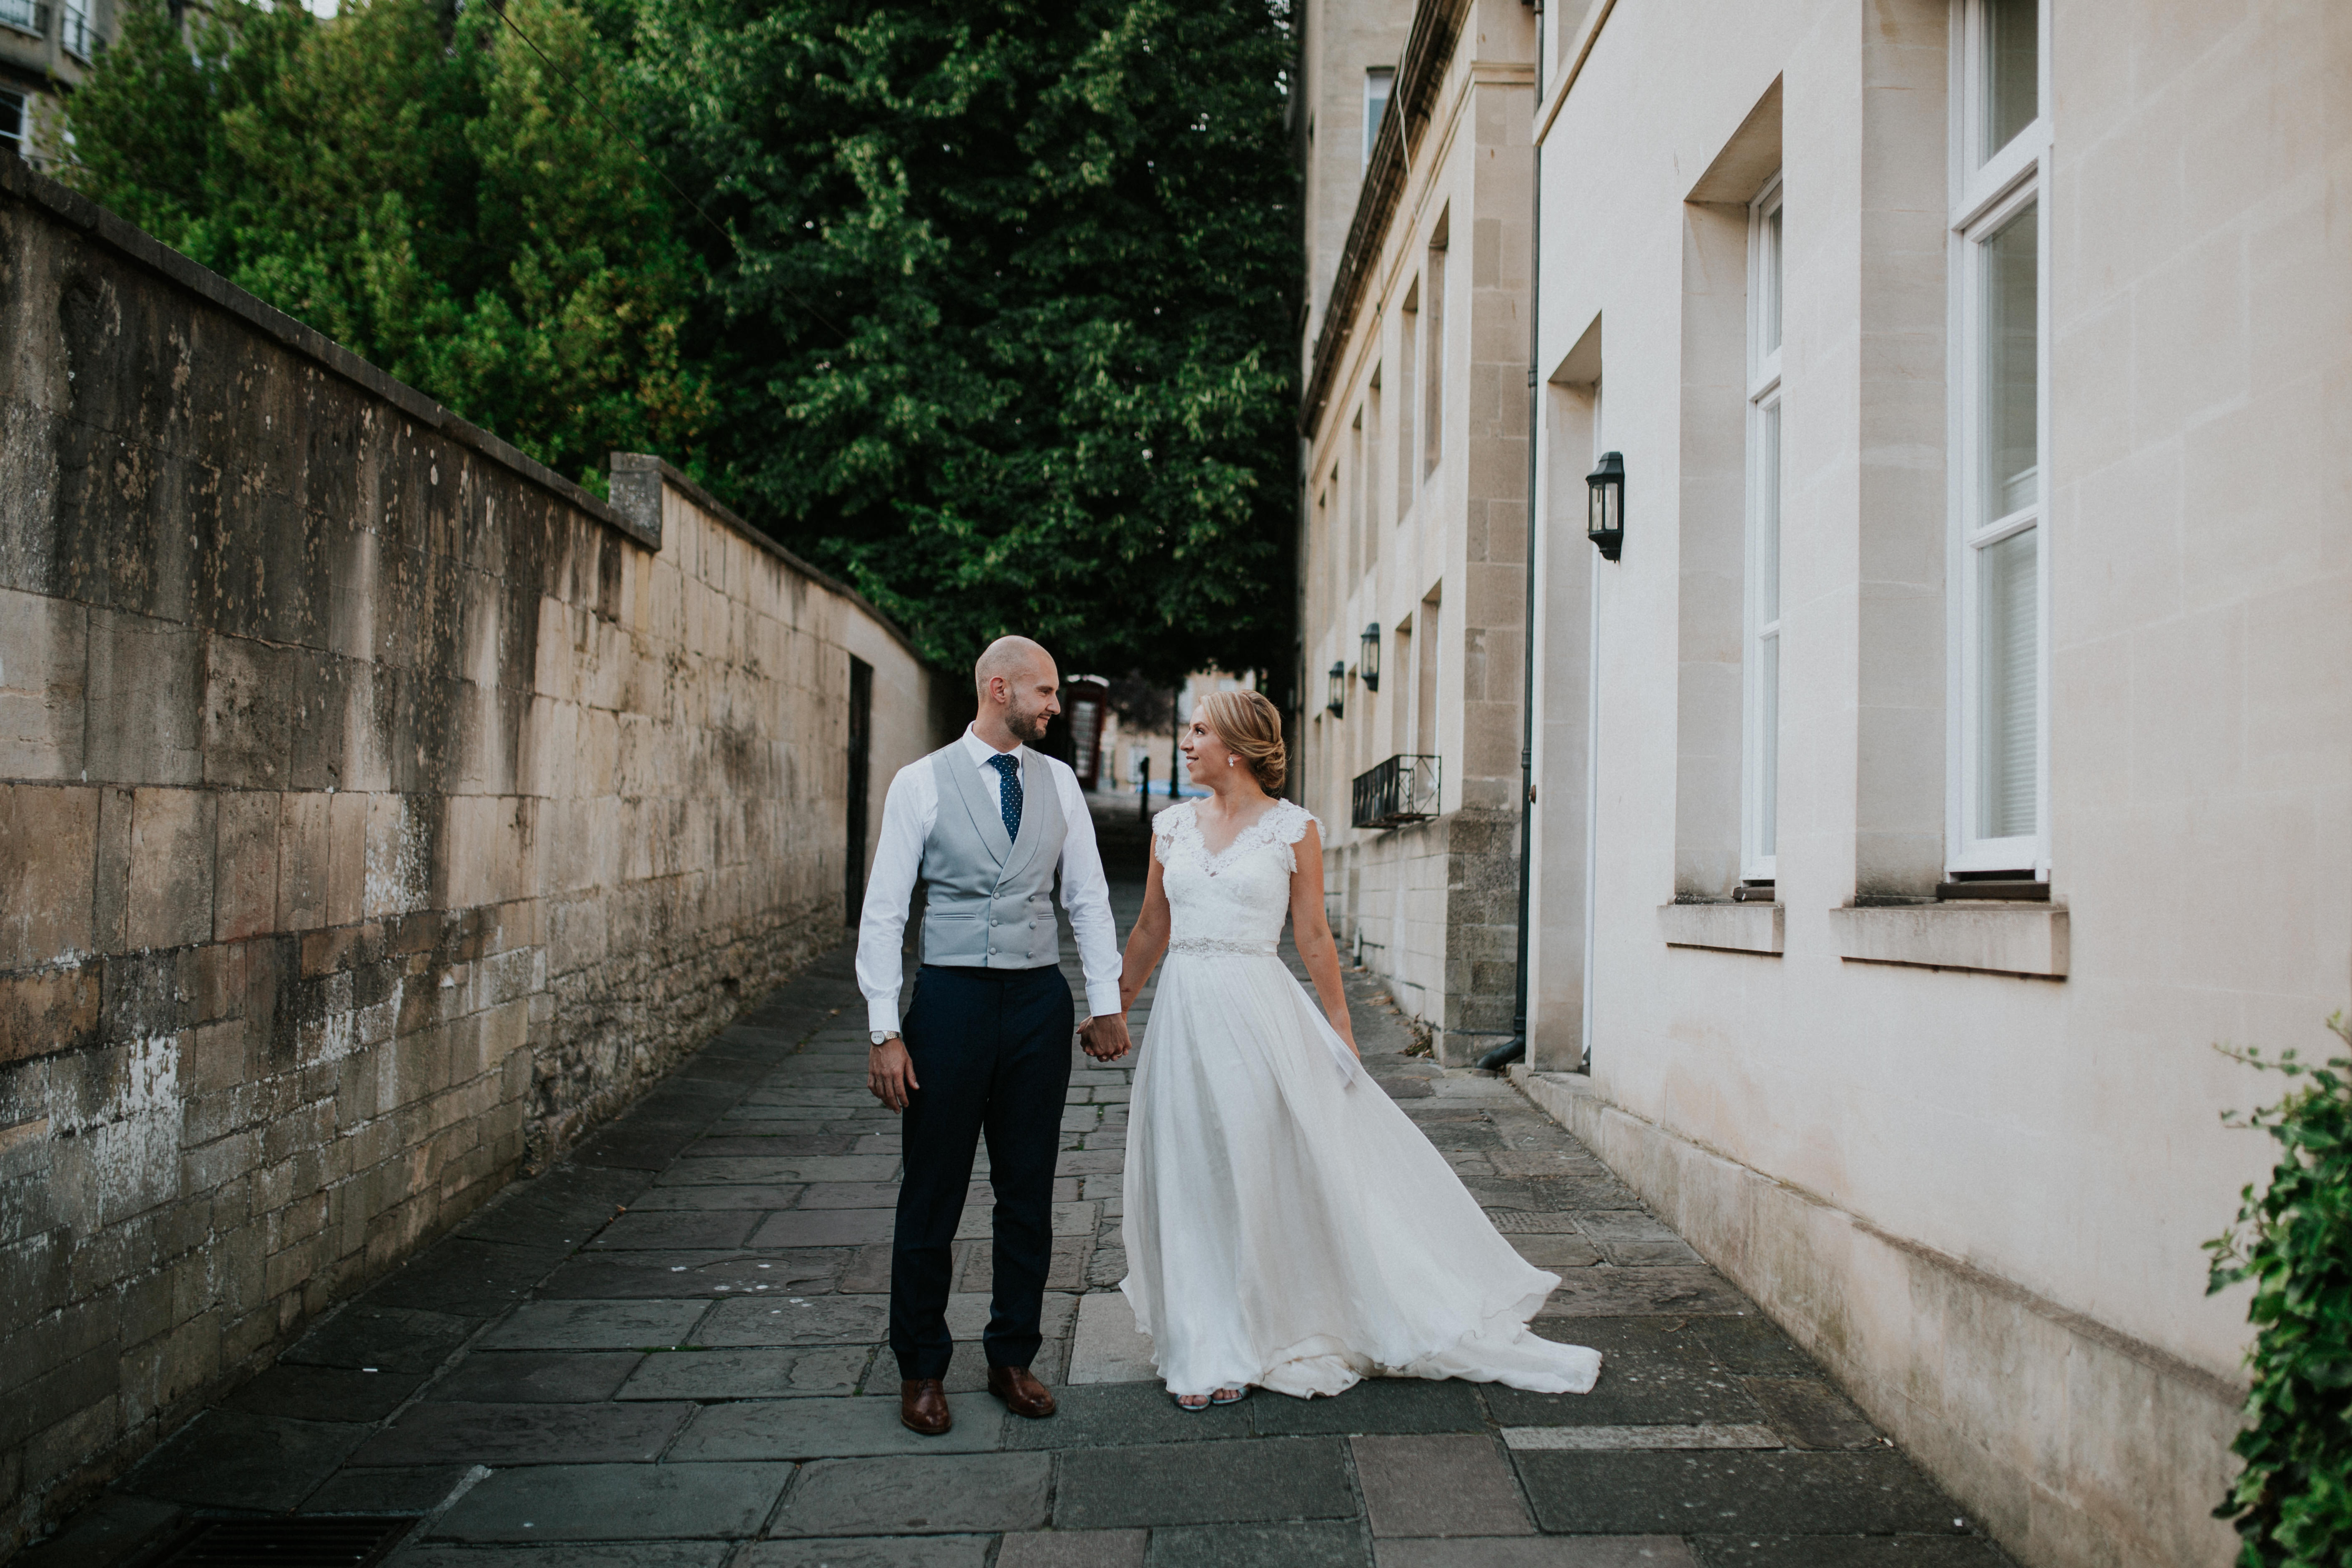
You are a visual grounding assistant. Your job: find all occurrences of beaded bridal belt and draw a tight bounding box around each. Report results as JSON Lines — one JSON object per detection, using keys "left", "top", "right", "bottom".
{"left": 1167, "top": 936, "right": 1279, "bottom": 957}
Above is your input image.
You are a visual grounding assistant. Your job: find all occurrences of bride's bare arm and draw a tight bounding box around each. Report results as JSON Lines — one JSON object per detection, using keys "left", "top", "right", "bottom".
{"left": 1117, "top": 848, "right": 1173, "bottom": 1017}
{"left": 1287, "top": 821, "right": 1358, "bottom": 1056}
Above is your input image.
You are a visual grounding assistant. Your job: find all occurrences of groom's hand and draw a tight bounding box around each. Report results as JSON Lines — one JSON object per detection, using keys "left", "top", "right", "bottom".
{"left": 868, "top": 1036, "right": 919, "bottom": 1112}
{"left": 1080, "top": 1014, "right": 1133, "bottom": 1062}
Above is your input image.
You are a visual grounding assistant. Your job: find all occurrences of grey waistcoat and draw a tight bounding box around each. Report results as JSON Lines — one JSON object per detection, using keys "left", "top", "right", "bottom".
{"left": 919, "top": 744, "right": 1064, "bottom": 970}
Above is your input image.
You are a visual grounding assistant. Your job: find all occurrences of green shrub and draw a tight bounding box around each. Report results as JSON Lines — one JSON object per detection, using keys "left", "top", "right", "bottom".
{"left": 2205, "top": 1014, "right": 2352, "bottom": 1566}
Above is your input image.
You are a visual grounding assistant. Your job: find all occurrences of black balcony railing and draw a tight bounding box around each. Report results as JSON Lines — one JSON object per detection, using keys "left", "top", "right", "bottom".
{"left": 1350, "top": 754, "right": 1441, "bottom": 830}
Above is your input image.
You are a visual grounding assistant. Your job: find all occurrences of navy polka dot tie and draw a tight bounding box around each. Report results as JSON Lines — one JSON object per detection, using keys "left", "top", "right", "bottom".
{"left": 988, "top": 753, "right": 1023, "bottom": 843}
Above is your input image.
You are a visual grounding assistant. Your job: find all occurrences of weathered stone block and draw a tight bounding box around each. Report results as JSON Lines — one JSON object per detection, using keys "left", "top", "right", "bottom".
{"left": 202, "top": 634, "right": 296, "bottom": 789}
{"left": 85, "top": 607, "right": 202, "bottom": 786}
{"left": 287, "top": 649, "right": 355, "bottom": 794}
{"left": 1, "top": 784, "right": 97, "bottom": 970}
{"left": 213, "top": 791, "right": 281, "bottom": 944}
{"left": 274, "top": 793, "right": 331, "bottom": 933}
{"left": 127, "top": 790, "right": 216, "bottom": 952}
{"left": 0, "top": 587, "right": 86, "bottom": 782}
{"left": 0, "top": 967, "right": 103, "bottom": 1068}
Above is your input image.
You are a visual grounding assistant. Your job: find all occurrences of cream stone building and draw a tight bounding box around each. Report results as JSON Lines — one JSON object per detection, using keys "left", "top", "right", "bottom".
{"left": 1293, "top": 0, "right": 1541, "bottom": 1065}
{"left": 1302, "top": 0, "right": 2348, "bottom": 1563}
{"left": 1499, "top": 2, "right": 2349, "bottom": 1565}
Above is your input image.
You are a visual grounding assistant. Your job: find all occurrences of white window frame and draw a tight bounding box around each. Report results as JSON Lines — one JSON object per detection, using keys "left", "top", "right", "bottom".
{"left": 1946, "top": 0, "right": 2051, "bottom": 878}
{"left": 1740, "top": 174, "right": 1785, "bottom": 884}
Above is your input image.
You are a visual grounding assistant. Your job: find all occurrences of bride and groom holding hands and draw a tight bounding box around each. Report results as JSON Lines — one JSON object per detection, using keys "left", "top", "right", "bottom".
{"left": 853, "top": 636, "right": 1601, "bottom": 1435}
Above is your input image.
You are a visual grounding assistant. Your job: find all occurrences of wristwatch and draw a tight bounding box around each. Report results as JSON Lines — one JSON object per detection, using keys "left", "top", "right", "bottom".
{"left": 870, "top": 1030, "right": 899, "bottom": 1047}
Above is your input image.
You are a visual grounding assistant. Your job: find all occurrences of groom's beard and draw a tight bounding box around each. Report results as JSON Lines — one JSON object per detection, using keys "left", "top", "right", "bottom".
{"left": 1008, "top": 706, "right": 1052, "bottom": 745}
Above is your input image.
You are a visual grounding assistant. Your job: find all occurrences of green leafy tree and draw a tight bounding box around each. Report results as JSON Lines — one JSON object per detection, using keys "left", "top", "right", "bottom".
{"left": 636, "top": 0, "right": 1299, "bottom": 681}
{"left": 59, "top": 0, "right": 711, "bottom": 491}
{"left": 2206, "top": 1017, "right": 2352, "bottom": 1566}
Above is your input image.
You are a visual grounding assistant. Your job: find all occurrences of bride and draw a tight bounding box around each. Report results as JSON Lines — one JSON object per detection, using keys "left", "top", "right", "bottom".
{"left": 1113, "top": 689, "right": 1602, "bottom": 1408}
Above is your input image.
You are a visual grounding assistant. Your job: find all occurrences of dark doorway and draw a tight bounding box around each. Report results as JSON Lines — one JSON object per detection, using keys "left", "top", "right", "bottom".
{"left": 846, "top": 657, "right": 873, "bottom": 924}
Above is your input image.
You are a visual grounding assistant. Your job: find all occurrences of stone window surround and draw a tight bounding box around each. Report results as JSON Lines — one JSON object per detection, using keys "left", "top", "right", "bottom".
{"left": 1656, "top": 898, "right": 2068, "bottom": 979}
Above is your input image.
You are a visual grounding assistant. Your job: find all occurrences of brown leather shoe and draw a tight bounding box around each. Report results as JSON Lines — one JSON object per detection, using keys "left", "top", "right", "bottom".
{"left": 899, "top": 1378, "right": 952, "bottom": 1435}
{"left": 986, "top": 1363, "right": 1057, "bottom": 1419}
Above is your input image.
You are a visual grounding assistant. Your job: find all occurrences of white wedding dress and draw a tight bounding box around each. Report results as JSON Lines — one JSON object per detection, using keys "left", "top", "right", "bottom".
{"left": 1119, "top": 799, "right": 1602, "bottom": 1400}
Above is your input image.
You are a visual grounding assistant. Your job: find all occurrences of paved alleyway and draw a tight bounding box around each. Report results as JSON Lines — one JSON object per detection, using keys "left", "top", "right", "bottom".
{"left": 31, "top": 808, "right": 2013, "bottom": 1568}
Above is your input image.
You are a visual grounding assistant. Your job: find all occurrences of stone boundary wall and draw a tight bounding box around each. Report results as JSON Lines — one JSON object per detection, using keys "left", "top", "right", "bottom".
{"left": 0, "top": 155, "right": 942, "bottom": 1555}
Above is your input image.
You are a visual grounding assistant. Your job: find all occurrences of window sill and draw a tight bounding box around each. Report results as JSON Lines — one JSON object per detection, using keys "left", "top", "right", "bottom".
{"left": 1827, "top": 902, "right": 2068, "bottom": 978}
{"left": 1657, "top": 901, "right": 1783, "bottom": 956}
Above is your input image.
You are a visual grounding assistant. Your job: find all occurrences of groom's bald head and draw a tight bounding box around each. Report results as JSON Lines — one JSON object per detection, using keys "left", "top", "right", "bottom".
{"left": 974, "top": 636, "right": 1059, "bottom": 745}
{"left": 975, "top": 636, "right": 1053, "bottom": 700}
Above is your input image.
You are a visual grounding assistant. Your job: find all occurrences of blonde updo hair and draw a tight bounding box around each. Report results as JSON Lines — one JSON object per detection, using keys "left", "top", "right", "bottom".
{"left": 1196, "top": 689, "right": 1288, "bottom": 794}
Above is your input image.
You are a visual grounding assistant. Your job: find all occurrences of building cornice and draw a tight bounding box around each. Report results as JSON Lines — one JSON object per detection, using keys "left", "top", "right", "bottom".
{"left": 1297, "top": 0, "right": 1476, "bottom": 437}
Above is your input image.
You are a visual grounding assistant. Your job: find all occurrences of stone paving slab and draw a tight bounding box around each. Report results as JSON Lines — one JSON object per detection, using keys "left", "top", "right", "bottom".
{"left": 615, "top": 1346, "right": 870, "bottom": 1401}
{"left": 1056, "top": 1436, "right": 1358, "bottom": 1528}
{"left": 1686, "top": 1536, "right": 2008, "bottom": 1567}
{"left": 1375, "top": 1541, "right": 1697, "bottom": 1568}
{"left": 281, "top": 1305, "right": 479, "bottom": 1372}
{"left": 670, "top": 1392, "right": 1006, "bottom": 1460}
{"left": 122, "top": 1410, "right": 370, "bottom": 1512}
{"left": 1145, "top": 1521, "right": 1371, "bottom": 1568}
{"left": 430, "top": 1462, "right": 793, "bottom": 1540}
{"left": 1000, "top": 1527, "right": 1150, "bottom": 1568}
{"left": 225, "top": 1362, "right": 426, "bottom": 1422}
{"left": 50, "top": 862, "right": 2013, "bottom": 1568}
{"left": 692, "top": 1295, "right": 890, "bottom": 1346}
{"left": 769, "top": 1451, "right": 1053, "bottom": 1537}
{"left": 628, "top": 1184, "right": 811, "bottom": 1210}
{"left": 350, "top": 1400, "right": 695, "bottom": 1466}
{"left": 300, "top": 1464, "right": 473, "bottom": 1515}
{"left": 1516, "top": 1450, "right": 1959, "bottom": 1535}
{"left": 400, "top": 1546, "right": 732, "bottom": 1568}
{"left": 537, "top": 1250, "right": 850, "bottom": 1300}
{"left": 427, "top": 1352, "right": 644, "bottom": 1404}
{"left": 741, "top": 1539, "right": 992, "bottom": 1568}
{"left": 1354, "top": 1433, "right": 1533, "bottom": 1538}
{"left": 478, "top": 1299, "right": 711, "bottom": 1350}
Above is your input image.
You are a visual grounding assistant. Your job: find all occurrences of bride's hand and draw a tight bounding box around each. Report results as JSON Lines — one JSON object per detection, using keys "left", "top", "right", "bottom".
{"left": 1080, "top": 1014, "right": 1134, "bottom": 1061}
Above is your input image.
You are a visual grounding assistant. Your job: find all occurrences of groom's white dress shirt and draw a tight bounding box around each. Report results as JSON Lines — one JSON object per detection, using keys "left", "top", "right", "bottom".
{"left": 855, "top": 725, "right": 1124, "bottom": 1035}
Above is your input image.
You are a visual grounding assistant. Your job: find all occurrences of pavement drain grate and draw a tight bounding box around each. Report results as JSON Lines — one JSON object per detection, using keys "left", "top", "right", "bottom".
{"left": 146, "top": 1517, "right": 416, "bottom": 1567}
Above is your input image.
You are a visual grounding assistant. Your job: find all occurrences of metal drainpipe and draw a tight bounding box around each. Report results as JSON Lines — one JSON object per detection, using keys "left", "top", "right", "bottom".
{"left": 1479, "top": 120, "right": 1542, "bottom": 1077}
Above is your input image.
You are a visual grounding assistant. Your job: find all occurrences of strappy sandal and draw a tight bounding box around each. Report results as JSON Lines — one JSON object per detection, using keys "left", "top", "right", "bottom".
{"left": 1210, "top": 1385, "right": 1250, "bottom": 1406}
{"left": 1172, "top": 1391, "right": 1213, "bottom": 1412}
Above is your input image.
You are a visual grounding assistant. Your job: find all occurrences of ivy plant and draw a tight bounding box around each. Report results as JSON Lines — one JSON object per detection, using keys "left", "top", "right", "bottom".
{"left": 2206, "top": 1015, "right": 2352, "bottom": 1566}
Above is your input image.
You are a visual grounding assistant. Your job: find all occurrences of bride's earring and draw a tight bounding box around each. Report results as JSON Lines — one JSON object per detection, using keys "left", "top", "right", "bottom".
{"left": 1226, "top": 757, "right": 1235, "bottom": 768}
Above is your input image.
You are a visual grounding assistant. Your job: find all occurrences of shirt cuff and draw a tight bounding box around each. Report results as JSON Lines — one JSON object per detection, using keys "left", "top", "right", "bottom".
{"left": 1084, "top": 982, "right": 1124, "bottom": 1020}
{"left": 866, "top": 999, "right": 901, "bottom": 1036}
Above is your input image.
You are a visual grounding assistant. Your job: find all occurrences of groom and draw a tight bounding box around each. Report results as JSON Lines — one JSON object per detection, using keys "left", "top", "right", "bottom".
{"left": 856, "top": 636, "right": 1132, "bottom": 1436}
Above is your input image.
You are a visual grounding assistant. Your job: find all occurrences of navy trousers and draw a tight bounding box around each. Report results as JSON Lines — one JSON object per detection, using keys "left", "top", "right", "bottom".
{"left": 890, "top": 962, "right": 1074, "bottom": 1380}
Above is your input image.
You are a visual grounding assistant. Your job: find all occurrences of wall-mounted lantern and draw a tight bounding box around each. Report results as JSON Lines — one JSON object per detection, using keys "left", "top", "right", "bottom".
{"left": 1361, "top": 624, "right": 1381, "bottom": 692}
{"left": 1326, "top": 661, "right": 1347, "bottom": 719}
{"left": 1586, "top": 450, "right": 1625, "bottom": 561}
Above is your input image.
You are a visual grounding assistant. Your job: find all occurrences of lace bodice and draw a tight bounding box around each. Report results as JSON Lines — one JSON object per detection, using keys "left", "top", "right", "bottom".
{"left": 1152, "top": 800, "right": 1319, "bottom": 956}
